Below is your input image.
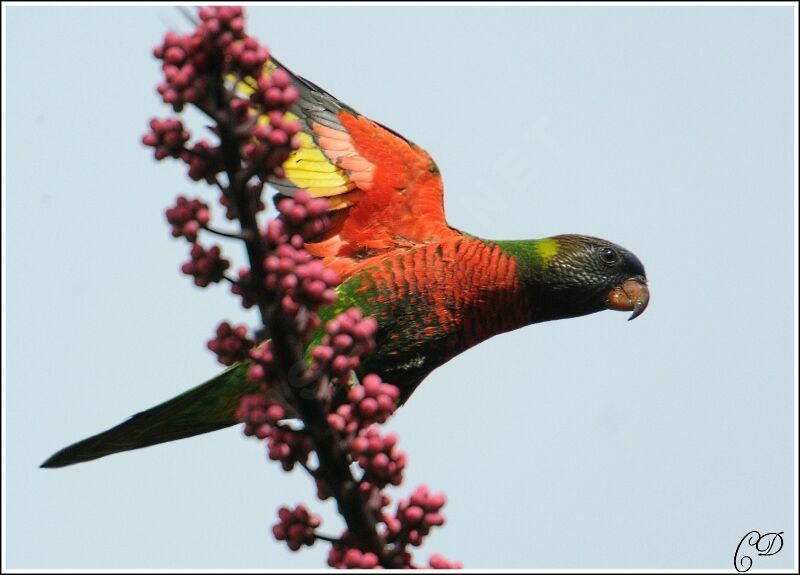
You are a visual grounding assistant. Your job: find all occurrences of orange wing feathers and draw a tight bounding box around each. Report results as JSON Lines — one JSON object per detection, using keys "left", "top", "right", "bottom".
{"left": 334, "top": 114, "right": 452, "bottom": 250}
{"left": 257, "top": 59, "right": 458, "bottom": 276}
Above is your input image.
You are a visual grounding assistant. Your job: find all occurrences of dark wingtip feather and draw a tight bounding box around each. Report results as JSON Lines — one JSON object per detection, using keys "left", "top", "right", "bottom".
{"left": 40, "top": 433, "right": 118, "bottom": 468}
{"left": 40, "top": 448, "right": 82, "bottom": 468}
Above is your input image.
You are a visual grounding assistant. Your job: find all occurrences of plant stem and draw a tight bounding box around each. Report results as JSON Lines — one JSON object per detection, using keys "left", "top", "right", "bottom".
{"left": 209, "top": 65, "right": 389, "bottom": 563}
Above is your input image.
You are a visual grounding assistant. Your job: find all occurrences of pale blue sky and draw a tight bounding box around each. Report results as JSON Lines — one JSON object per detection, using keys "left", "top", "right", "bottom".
{"left": 4, "top": 5, "right": 797, "bottom": 570}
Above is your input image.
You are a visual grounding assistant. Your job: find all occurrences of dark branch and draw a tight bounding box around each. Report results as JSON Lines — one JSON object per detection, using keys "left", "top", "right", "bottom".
{"left": 210, "top": 63, "right": 389, "bottom": 563}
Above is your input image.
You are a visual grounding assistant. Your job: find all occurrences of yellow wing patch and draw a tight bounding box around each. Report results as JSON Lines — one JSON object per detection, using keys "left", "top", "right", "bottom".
{"left": 235, "top": 61, "right": 374, "bottom": 202}
{"left": 282, "top": 131, "right": 354, "bottom": 196}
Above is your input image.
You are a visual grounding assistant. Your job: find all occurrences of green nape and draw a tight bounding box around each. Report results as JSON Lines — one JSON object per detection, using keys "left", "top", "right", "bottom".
{"left": 493, "top": 238, "right": 560, "bottom": 271}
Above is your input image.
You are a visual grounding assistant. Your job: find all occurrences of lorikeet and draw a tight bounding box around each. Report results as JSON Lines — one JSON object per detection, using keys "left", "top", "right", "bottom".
{"left": 42, "top": 58, "right": 649, "bottom": 469}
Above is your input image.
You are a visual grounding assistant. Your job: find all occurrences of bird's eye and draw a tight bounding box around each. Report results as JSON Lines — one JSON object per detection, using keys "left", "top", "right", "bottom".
{"left": 599, "top": 247, "right": 618, "bottom": 264}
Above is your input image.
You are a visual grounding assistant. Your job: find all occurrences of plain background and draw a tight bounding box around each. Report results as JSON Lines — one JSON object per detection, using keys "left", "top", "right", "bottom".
{"left": 3, "top": 4, "right": 797, "bottom": 570}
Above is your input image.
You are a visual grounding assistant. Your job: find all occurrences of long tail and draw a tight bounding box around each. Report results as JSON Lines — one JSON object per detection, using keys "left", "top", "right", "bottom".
{"left": 41, "top": 363, "right": 258, "bottom": 468}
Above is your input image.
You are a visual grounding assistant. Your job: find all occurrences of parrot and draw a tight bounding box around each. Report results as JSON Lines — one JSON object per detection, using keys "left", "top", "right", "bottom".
{"left": 41, "top": 56, "right": 649, "bottom": 469}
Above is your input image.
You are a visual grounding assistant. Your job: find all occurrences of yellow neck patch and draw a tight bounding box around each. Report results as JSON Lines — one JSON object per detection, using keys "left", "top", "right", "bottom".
{"left": 534, "top": 238, "right": 560, "bottom": 266}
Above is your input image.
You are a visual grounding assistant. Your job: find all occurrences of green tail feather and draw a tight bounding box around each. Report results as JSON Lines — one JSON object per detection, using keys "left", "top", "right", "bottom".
{"left": 41, "top": 363, "right": 257, "bottom": 468}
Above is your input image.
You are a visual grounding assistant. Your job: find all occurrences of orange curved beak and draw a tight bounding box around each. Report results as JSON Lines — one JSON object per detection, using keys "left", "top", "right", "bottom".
{"left": 606, "top": 278, "right": 650, "bottom": 321}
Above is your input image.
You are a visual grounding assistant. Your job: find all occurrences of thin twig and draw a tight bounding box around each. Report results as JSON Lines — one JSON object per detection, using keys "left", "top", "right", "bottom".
{"left": 316, "top": 533, "right": 344, "bottom": 545}
{"left": 202, "top": 224, "right": 247, "bottom": 240}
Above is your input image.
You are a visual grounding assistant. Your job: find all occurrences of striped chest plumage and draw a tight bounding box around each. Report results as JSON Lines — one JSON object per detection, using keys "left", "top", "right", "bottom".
{"left": 340, "top": 237, "right": 532, "bottom": 400}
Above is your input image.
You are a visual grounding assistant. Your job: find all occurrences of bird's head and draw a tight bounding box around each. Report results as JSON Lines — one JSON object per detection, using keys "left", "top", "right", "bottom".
{"left": 527, "top": 234, "right": 650, "bottom": 323}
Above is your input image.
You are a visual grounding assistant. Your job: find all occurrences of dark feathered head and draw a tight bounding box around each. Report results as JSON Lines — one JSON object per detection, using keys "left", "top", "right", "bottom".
{"left": 529, "top": 234, "right": 649, "bottom": 323}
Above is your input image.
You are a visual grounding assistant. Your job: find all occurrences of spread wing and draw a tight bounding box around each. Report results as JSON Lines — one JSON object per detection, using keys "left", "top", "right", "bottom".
{"left": 248, "top": 59, "right": 457, "bottom": 276}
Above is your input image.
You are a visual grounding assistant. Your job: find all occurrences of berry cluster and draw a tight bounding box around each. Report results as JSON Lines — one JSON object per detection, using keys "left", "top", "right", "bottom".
{"left": 252, "top": 68, "right": 300, "bottom": 111}
{"left": 246, "top": 112, "right": 302, "bottom": 180}
{"left": 153, "top": 31, "right": 208, "bottom": 112}
{"left": 352, "top": 428, "right": 406, "bottom": 488}
{"left": 181, "top": 243, "right": 229, "bottom": 287}
{"left": 145, "top": 5, "right": 301, "bottom": 188}
{"left": 153, "top": 7, "right": 247, "bottom": 112}
{"left": 232, "top": 300, "right": 452, "bottom": 563}
{"left": 142, "top": 118, "right": 189, "bottom": 160}
{"left": 184, "top": 140, "right": 223, "bottom": 185}
{"left": 274, "top": 190, "right": 331, "bottom": 240}
{"left": 265, "top": 425, "right": 313, "bottom": 472}
{"left": 165, "top": 196, "right": 210, "bottom": 242}
{"left": 384, "top": 485, "right": 447, "bottom": 547}
{"left": 347, "top": 374, "right": 399, "bottom": 426}
{"left": 196, "top": 6, "right": 246, "bottom": 49}
{"left": 263, "top": 243, "right": 339, "bottom": 320}
{"left": 236, "top": 393, "right": 283, "bottom": 439}
{"left": 327, "top": 545, "right": 381, "bottom": 569}
{"left": 429, "top": 554, "right": 464, "bottom": 569}
{"left": 260, "top": 194, "right": 339, "bottom": 329}
{"left": 207, "top": 321, "right": 253, "bottom": 366}
{"left": 272, "top": 505, "right": 321, "bottom": 551}
{"left": 236, "top": 393, "right": 311, "bottom": 471}
{"left": 245, "top": 343, "right": 275, "bottom": 387}
{"left": 310, "top": 309, "right": 377, "bottom": 385}
{"left": 225, "top": 36, "right": 269, "bottom": 76}
{"left": 327, "top": 373, "right": 399, "bottom": 436}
